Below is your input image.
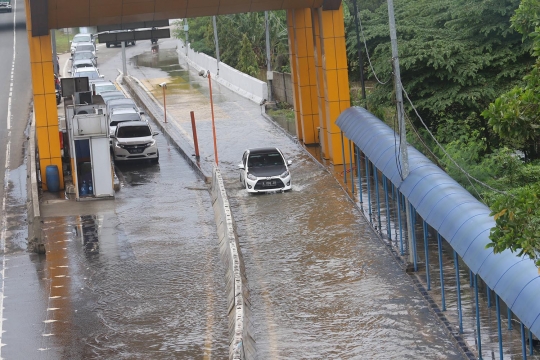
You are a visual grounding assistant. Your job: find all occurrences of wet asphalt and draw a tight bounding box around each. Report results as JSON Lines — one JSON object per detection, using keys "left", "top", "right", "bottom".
{"left": 0, "top": 32, "right": 470, "bottom": 358}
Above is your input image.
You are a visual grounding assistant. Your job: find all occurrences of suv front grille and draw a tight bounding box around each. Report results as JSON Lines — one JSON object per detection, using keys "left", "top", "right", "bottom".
{"left": 123, "top": 144, "right": 150, "bottom": 154}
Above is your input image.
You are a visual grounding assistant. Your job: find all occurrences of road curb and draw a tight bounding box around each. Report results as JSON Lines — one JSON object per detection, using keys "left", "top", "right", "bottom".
{"left": 119, "top": 72, "right": 213, "bottom": 183}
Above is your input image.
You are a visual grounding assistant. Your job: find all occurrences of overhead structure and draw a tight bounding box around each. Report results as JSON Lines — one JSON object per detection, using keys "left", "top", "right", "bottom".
{"left": 26, "top": 0, "right": 349, "bottom": 189}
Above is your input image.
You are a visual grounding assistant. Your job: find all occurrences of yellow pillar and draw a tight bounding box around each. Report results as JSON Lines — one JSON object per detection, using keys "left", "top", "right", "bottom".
{"left": 311, "top": 9, "right": 329, "bottom": 159}
{"left": 287, "top": 10, "right": 303, "bottom": 142}
{"left": 288, "top": 9, "right": 319, "bottom": 145}
{"left": 319, "top": 5, "right": 351, "bottom": 165}
{"left": 25, "top": 0, "right": 63, "bottom": 190}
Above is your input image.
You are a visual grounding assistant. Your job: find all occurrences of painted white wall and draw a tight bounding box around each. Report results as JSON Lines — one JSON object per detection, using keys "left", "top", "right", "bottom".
{"left": 177, "top": 40, "right": 268, "bottom": 105}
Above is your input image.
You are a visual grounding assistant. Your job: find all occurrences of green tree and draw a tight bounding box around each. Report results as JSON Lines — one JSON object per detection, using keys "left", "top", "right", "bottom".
{"left": 489, "top": 185, "right": 540, "bottom": 267}
{"left": 237, "top": 34, "right": 259, "bottom": 77}
{"left": 358, "top": 0, "right": 532, "bottom": 133}
{"left": 482, "top": 0, "right": 540, "bottom": 160}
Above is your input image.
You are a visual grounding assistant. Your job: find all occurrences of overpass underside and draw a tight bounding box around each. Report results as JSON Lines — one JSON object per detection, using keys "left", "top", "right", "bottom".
{"left": 25, "top": 0, "right": 351, "bottom": 190}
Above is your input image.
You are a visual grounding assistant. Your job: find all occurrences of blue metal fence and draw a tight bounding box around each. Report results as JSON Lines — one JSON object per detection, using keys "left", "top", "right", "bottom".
{"left": 336, "top": 107, "right": 540, "bottom": 359}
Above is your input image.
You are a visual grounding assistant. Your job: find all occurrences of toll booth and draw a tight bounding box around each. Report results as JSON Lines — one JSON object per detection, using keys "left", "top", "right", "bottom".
{"left": 62, "top": 77, "right": 114, "bottom": 200}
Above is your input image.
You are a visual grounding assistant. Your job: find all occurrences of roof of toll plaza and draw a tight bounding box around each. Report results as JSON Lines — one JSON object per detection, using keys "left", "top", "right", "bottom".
{"left": 34, "top": 0, "right": 343, "bottom": 35}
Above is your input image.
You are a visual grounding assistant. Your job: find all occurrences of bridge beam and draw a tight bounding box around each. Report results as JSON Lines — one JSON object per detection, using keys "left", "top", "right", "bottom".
{"left": 26, "top": 0, "right": 63, "bottom": 190}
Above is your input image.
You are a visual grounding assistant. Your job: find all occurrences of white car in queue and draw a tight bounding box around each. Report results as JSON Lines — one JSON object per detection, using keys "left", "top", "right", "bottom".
{"left": 108, "top": 107, "right": 145, "bottom": 144}
{"left": 111, "top": 121, "right": 159, "bottom": 163}
{"left": 238, "top": 147, "right": 292, "bottom": 193}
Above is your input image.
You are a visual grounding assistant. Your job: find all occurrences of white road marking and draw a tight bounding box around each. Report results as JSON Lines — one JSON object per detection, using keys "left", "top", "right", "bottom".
{"left": 0, "top": 0, "right": 18, "bottom": 356}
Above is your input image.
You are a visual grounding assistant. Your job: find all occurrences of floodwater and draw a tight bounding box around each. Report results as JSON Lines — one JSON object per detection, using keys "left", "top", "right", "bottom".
{"left": 129, "top": 41, "right": 467, "bottom": 359}
{"left": 12, "top": 129, "right": 229, "bottom": 358}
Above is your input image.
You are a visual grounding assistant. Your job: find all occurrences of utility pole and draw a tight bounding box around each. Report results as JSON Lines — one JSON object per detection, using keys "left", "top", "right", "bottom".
{"left": 212, "top": 16, "right": 220, "bottom": 76}
{"left": 184, "top": 19, "right": 189, "bottom": 56}
{"left": 121, "top": 40, "right": 127, "bottom": 76}
{"left": 265, "top": 11, "right": 273, "bottom": 103}
{"left": 387, "top": 0, "right": 414, "bottom": 267}
{"left": 352, "top": 0, "right": 366, "bottom": 99}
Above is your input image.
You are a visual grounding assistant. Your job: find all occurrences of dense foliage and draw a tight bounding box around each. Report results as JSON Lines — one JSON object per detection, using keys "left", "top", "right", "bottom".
{"left": 173, "top": 11, "right": 290, "bottom": 75}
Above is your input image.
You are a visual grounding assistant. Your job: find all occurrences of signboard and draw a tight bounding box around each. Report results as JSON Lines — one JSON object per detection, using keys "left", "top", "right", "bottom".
{"left": 97, "top": 28, "right": 170, "bottom": 43}
{"left": 97, "top": 20, "right": 169, "bottom": 32}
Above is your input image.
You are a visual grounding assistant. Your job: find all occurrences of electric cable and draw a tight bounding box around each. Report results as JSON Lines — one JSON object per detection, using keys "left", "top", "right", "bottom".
{"left": 398, "top": 79, "right": 510, "bottom": 197}
{"left": 357, "top": 9, "right": 391, "bottom": 85}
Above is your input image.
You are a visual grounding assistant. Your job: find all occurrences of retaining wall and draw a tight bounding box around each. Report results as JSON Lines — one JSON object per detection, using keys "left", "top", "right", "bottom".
{"left": 27, "top": 113, "right": 44, "bottom": 253}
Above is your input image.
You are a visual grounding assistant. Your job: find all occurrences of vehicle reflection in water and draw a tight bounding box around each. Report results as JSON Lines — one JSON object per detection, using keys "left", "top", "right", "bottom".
{"left": 77, "top": 215, "right": 99, "bottom": 254}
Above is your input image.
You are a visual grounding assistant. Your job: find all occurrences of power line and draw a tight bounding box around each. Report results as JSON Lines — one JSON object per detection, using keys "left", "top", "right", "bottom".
{"left": 357, "top": 9, "right": 391, "bottom": 85}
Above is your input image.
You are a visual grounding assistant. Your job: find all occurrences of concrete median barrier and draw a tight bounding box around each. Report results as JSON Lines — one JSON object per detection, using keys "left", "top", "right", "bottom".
{"left": 211, "top": 167, "right": 256, "bottom": 360}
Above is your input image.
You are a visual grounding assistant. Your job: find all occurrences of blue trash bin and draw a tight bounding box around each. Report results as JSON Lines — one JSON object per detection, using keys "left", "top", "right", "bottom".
{"left": 45, "top": 165, "right": 60, "bottom": 192}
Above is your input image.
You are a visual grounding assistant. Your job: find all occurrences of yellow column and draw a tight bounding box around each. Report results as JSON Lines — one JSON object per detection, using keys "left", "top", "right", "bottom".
{"left": 287, "top": 10, "right": 303, "bottom": 142}
{"left": 25, "top": 0, "right": 63, "bottom": 190}
{"left": 288, "top": 9, "right": 319, "bottom": 145}
{"left": 311, "top": 9, "right": 329, "bottom": 159}
{"left": 319, "top": 5, "right": 351, "bottom": 165}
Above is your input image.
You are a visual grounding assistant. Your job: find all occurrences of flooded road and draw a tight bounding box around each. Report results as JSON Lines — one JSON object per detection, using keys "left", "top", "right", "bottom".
{"left": 124, "top": 39, "right": 467, "bottom": 358}
{"left": 1, "top": 83, "right": 229, "bottom": 357}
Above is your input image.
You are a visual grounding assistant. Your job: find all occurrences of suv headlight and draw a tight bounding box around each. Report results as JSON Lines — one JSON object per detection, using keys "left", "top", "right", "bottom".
{"left": 247, "top": 173, "right": 257, "bottom": 181}
{"left": 280, "top": 170, "right": 290, "bottom": 179}
{"left": 148, "top": 139, "right": 156, "bottom": 147}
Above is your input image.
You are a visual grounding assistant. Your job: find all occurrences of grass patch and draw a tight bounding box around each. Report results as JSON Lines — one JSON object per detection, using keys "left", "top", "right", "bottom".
{"left": 268, "top": 108, "right": 295, "bottom": 123}
{"left": 54, "top": 29, "right": 76, "bottom": 54}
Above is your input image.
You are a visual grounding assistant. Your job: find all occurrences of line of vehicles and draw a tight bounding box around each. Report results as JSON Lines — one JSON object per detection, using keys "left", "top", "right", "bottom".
{"left": 66, "top": 33, "right": 159, "bottom": 164}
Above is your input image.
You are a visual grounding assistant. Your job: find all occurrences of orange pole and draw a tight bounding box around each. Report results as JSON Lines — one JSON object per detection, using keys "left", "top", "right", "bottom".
{"left": 163, "top": 86, "right": 167, "bottom": 123}
{"left": 208, "top": 72, "right": 218, "bottom": 165}
{"left": 190, "top": 111, "right": 200, "bottom": 158}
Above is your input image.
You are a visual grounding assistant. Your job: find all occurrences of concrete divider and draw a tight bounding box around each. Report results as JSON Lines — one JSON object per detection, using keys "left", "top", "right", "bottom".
{"left": 211, "top": 167, "right": 256, "bottom": 360}
{"left": 27, "top": 112, "right": 44, "bottom": 253}
{"left": 177, "top": 40, "right": 268, "bottom": 105}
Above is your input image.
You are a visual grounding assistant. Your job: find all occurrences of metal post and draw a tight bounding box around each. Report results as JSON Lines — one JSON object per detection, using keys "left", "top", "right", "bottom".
{"left": 121, "top": 41, "right": 127, "bottom": 76}
{"left": 474, "top": 274, "right": 483, "bottom": 359}
{"left": 410, "top": 204, "right": 418, "bottom": 272}
{"left": 397, "top": 189, "right": 403, "bottom": 255}
{"left": 184, "top": 19, "right": 189, "bottom": 56}
{"left": 423, "top": 220, "right": 430, "bottom": 290}
{"left": 162, "top": 85, "right": 167, "bottom": 123}
{"left": 265, "top": 11, "right": 273, "bottom": 103}
{"left": 355, "top": 146, "right": 363, "bottom": 205}
{"left": 51, "top": 30, "right": 59, "bottom": 75}
{"left": 365, "top": 156, "right": 372, "bottom": 223}
{"left": 529, "top": 329, "right": 534, "bottom": 355}
{"left": 437, "top": 233, "right": 446, "bottom": 311}
{"left": 388, "top": 0, "right": 413, "bottom": 267}
{"left": 470, "top": 270, "right": 474, "bottom": 288}
{"left": 521, "top": 322, "right": 527, "bottom": 360}
{"left": 349, "top": 140, "right": 354, "bottom": 194}
{"left": 383, "top": 176, "right": 391, "bottom": 240}
{"left": 341, "top": 132, "right": 347, "bottom": 184}
{"left": 212, "top": 16, "right": 221, "bottom": 76}
{"left": 207, "top": 71, "right": 218, "bottom": 165}
{"left": 508, "top": 308, "right": 513, "bottom": 330}
{"left": 190, "top": 111, "right": 200, "bottom": 159}
{"left": 373, "top": 163, "right": 381, "bottom": 232}
{"left": 454, "top": 250, "right": 463, "bottom": 334}
{"left": 496, "top": 295, "right": 503, "bottom": 360}
{"left": 351, "top": 0, "right": 366, "bottom": 99}
{"left": 487, "top": 285, "right": 491, "bottom": 308}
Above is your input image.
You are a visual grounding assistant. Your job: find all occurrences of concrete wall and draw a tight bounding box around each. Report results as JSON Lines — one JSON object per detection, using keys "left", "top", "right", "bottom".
{"left": 211, "top": 168, "right": 256, "bottom": 360}
{"left": 177, "top": 40, "right": 268, "bottom": 105}
{"left": 271, "top": 71, "right": 294, "bottom": 105}
{"left": 27, "top": 113, "right": 44, "bottom": 253}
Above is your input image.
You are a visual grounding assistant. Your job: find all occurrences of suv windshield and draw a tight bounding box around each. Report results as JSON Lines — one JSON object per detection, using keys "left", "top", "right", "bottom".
{"left": 73, "top": 52, "right": 94, "bottom": 61}
{"left": 248, "top": 152, "right": 284, "bottom": 167}
{"left": 110, "top": 113, "right": 141, "bottom": 124}
{"left": 117, "top": 126, "right": 151, "bottom": 138}
{"left": 76, "top": 44, "right": 94, "bottom": 52}
{"left": 73, "top": 34, "right": 92, "bottom": 43}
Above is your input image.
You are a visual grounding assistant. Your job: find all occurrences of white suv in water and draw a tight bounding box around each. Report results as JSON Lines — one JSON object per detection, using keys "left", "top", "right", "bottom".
{"left": 111, "top": 121, "right": 159, "bottom": 163}
{"left": 238, "top": 147, "right": 292, "bottom": 193}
